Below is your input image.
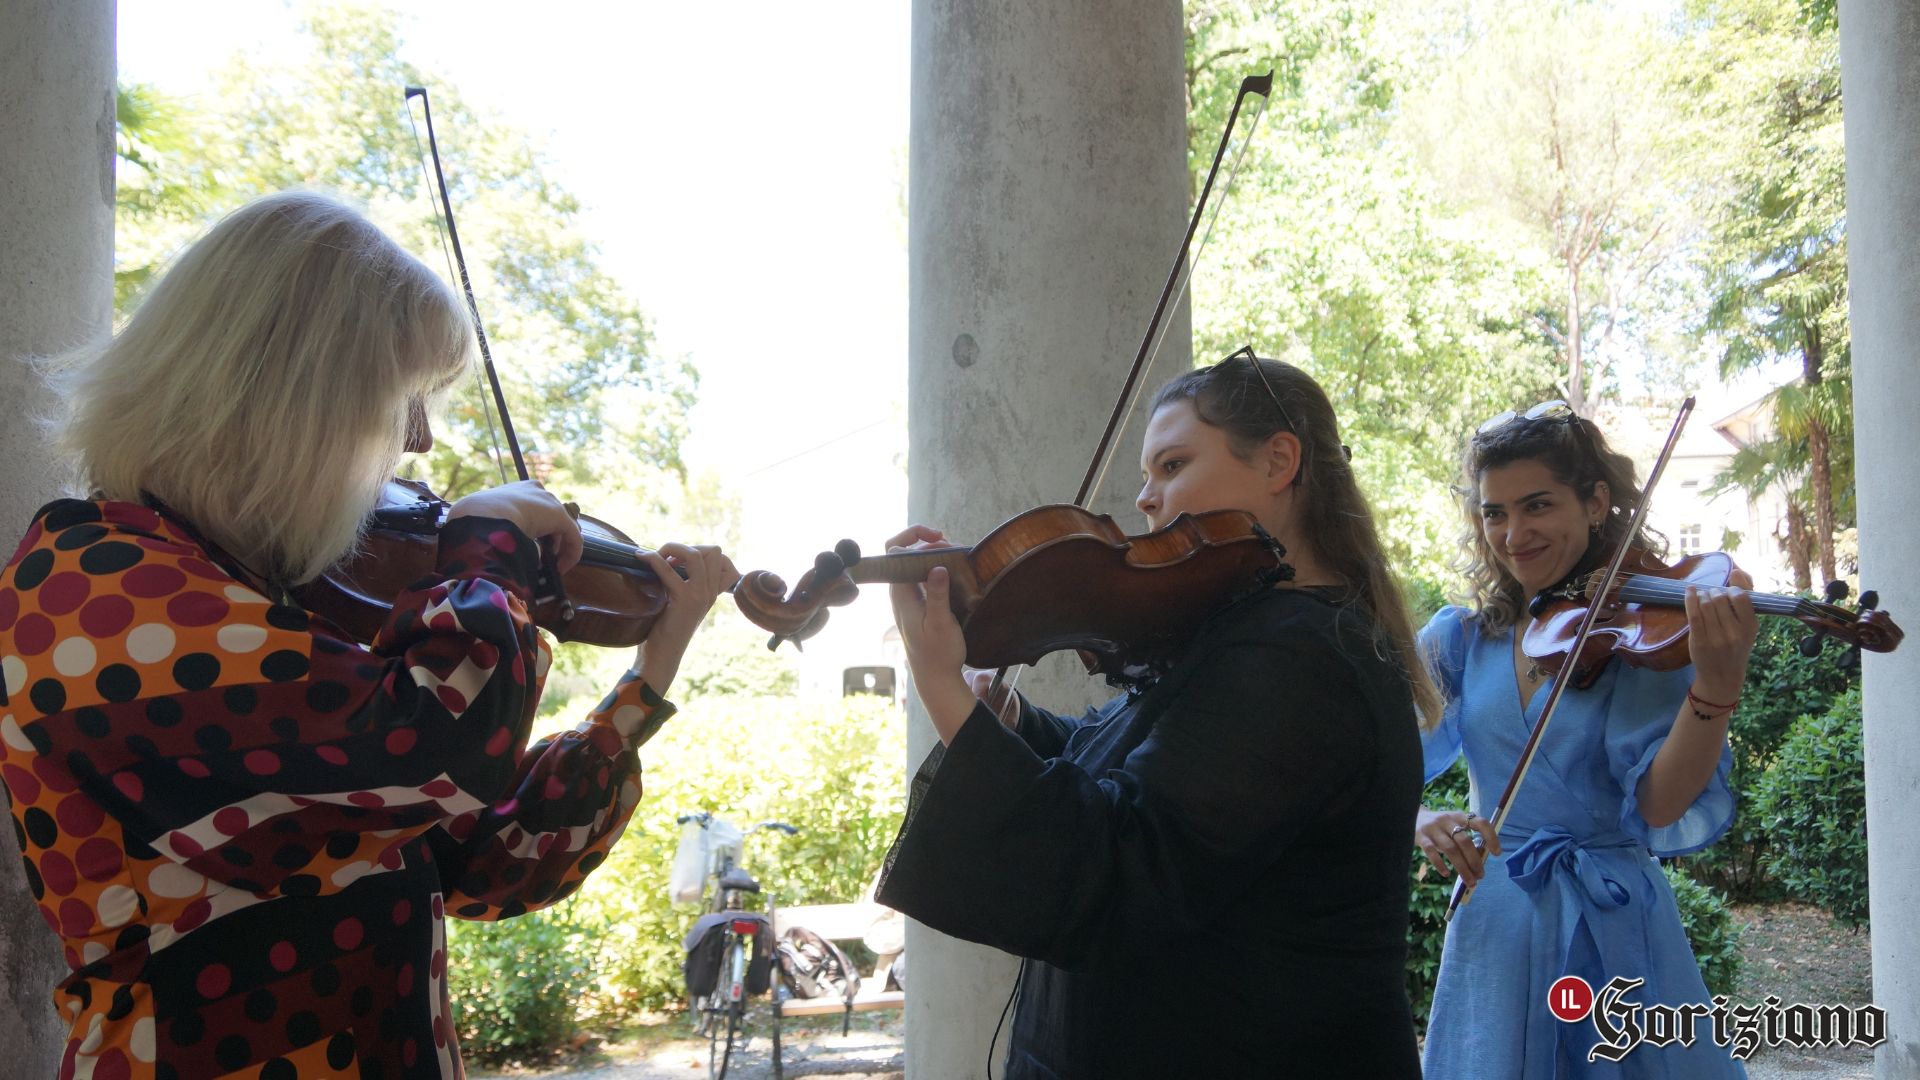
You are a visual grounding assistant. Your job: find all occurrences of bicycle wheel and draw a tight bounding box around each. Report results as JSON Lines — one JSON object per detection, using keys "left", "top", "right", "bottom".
{"left": 710, "top": 940, "right": 746, "bottom": 1080}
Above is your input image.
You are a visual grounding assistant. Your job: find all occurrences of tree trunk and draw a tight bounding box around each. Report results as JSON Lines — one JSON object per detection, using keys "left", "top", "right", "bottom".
{"left": 1803, "top": 324, "right": 1837, "bottom": 582}
{"left": 1784, "top": 499, "right": 1814, "bottom": 590}
{"left": 1566, "top": 261, "right": 1587, "bottom": 416}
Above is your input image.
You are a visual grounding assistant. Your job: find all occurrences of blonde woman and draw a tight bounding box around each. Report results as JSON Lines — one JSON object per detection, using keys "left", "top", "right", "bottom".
{"left": 0, "top": 191, "right": 735, "bottom": 1077}
{"left": 1415, "top": 403, "right": 1755, "bottom": 1078}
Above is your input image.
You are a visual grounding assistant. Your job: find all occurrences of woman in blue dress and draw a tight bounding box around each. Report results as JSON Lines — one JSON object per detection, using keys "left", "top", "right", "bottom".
{"left": 1416, "top": 401, "right": 1757, "bottom": 1078}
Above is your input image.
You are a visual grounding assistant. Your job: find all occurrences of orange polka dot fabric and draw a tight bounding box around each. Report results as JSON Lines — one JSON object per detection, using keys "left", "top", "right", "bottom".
{"left": 1, "top": 499, "right": 668, "bottom": 1078}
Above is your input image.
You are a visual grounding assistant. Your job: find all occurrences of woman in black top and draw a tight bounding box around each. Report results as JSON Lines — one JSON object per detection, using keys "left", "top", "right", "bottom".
{"left": 877, "top": 354, "right": 1439, "bottom": 1079}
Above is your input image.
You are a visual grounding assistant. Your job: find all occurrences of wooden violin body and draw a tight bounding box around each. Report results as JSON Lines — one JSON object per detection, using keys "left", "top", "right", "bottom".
{"left": 296, "top": 477, "right": 672, "bottom": 647}
{"left": 1524, "top": 548, "right": 1904, "bottom": 686}
{"left": 733, "top": 504, "right": 1288, "bottom": 676}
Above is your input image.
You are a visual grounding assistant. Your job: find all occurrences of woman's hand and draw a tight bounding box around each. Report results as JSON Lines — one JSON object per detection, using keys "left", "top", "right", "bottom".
{"left": 886, "top": 525, "right": 976, "bottom": 742}
{"left": 1684, "top": 568, "right": 1759, "bottom": 704}
{"left": 965, "top": 667, "right": 1020, "bottom": 730}
{"left": 631, "top": 543, "right": 741, "bottom": 697}
{"left": 446, "top": 480, "right": 586, "bottom": 572}
{"left": 1415, "top": 806, "right": 1501, "bottom": 885}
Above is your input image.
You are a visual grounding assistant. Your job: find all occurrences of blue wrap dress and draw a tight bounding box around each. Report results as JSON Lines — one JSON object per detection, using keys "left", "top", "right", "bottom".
{"left": 1419, "top": 604, "right": 1748, "bottom": 1078}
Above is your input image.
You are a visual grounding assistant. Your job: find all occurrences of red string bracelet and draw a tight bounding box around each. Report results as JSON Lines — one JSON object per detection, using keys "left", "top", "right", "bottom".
{"left": 1687, "top": 686, "right": 1739, "bottom": 713}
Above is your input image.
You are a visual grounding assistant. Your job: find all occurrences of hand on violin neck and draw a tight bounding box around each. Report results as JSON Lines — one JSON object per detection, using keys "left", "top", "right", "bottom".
{"left": 629, "top": 542, "right": 740, "bottom": 695}
{"left": 446, "top": 480, "right": 585, "bottom": 572}
{"left": 886, "top": 541, "right": 973, "bottom": 743}
{"left": 1682, "top": 567, "right": 1758, "bottom": 702}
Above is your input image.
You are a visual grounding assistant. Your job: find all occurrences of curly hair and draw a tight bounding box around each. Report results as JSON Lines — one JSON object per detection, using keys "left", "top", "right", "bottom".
{"left": 1151, "top": 353, "right": 1443, "bottom": 731}
{"left": 1452, "top": 412, "right": 1665, "bottom": 635}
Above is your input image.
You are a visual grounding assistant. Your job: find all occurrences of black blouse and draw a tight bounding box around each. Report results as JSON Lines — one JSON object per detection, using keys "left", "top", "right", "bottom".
{"left": 876, "top": 587, "right": 1424, "bottom": 1079}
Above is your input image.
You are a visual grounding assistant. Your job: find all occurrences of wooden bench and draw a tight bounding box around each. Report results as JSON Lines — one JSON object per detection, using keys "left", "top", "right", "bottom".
{"left": 772, "top": 901, "right": 906, "bottom": 1017}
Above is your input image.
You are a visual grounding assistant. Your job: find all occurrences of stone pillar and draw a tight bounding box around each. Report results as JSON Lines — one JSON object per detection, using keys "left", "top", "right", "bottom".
{"left": 1838, "top": 2, "right": 1920, "bottom": 1077}
{"left": 906, "top": 1, "right": 1188, "bottom": 1074}
{"left": 0, "top": 3, "right": 117, "bottom": 1076}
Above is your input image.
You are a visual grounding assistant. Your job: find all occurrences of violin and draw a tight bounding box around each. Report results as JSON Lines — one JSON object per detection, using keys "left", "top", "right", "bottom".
{"left": 295, "top": 88, "right": 683, "bottom": 648}
{"left": 296, "top": 478, "right": 674, "bottom": 647}
{"left": 732, "top": 504, "right": 1288, "bottom": 676}
{"left": 1523, "top": 547, "right": 1904, "bottom": 687}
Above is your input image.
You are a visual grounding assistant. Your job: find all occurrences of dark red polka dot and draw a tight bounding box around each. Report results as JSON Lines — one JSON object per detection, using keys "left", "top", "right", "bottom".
{"left": 384, "top": 728, "right": 417, "bottom": 755}
{"left": 91, "top": 1048, "right": 130, "bottom": 1080}
{"left": 54, "top": 794, "right": 105, "bottom": 838}
{"left": 177, "top": 759, "right": 210, "bottom": 779}
{"left": 434, "top": 1015, "right": 449, "bottom": 1047}
{"left": 392, "top": 899, "right": 412, "bottom": 926}
{"left": 484, "top": 728, "right": 512, "bottom": 756}
{"left": 377, "top": 845, "right": 404, "bottom": 870}
{"left": 542, "top": 776, "right": 566, "bottom": 800}
{"left": 420, "top": 779, "right": 457, "bottom": 799}
{"left": 169, "top": 831, "right": 205, "bottom": 858}
{"left": 38, "top": 572, "right": 91, "bottom": 616}
{"left": 32, "top": 755, "right": 78, "bottom": 794}
{"left": 430, "top": 895, "right": 444, "bottom": 919}
{"left": 346, "top": 791, "right": 385, "bottom": 809}
{"left": 197, "top": 963, "right": 232, "bottom": 1000}
{"left": 243, "top": 750, "right": 280, "bottom": 776}
{"left": 402, "top": 1038, "right": 418, "bottom": 1067}
{"left": 269, "top": 940, "right": 298, "bottom": 972}
{"left": 102, "top": 504, "right": 162, "bottom": 532}
{"left": 75, "top": 837, "right": 122, "bottom": 882}
{"left": 78, "top": 595, "right": 136, "bottom": 637}
{"left": 316, "top": 746, "right": 348, "bottom": 766}
{"left": 396, "top": 963, "right": 415, "bottom": 997}
{"left": 332, "top": 917, "right": 364, "bottom": 951}
{"left": 121, "top": 564, "right": 187, "bottom": 598}
{"left": 38, "top": 905, "right": 59, "bottom": 934}
{"left": 174, "top": 898, "right": 212, "bottom": 932}
{"left": 488, "top": 530, "right": 517, "bottom": 553}
{"left": 430, "top": 948, "right": 446, "bottom": 980}
{"left": 40, "top": 851, "right": 77, "bottom": 895}
{"left": 13, "top": 612, "right": 55, "bottom": 655}
{"left": 180, "top": 558, "right": 228, "bottom": 582}
{"left": 471, "top": 640, "right": 500, "bottom": 668}
{"left": 167, "top": 592, "right": 230, "bottom": 627}
{"left": 58, "top": 898, "right": 91, "bottom": 936}
{"left": 1, "top": 764, "right": 41, "bottom": 804}
{"left": 0, "top": 587, "right": 19, "bottom": 632}
{"left": 212, "top": 808, "right": 250, "bottom": 836}
{"left": 113, "top": 772, "right": 144, "bottom": 802}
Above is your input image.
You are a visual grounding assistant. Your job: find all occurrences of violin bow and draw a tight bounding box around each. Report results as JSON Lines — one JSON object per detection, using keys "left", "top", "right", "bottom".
{"left": 1446, "top": 396, "right": 1697, "bottom": 920}
{"left": 405, "top": 86, "right": 528, "bottom": 485}
{"left": 983, "top": 70, "right": 1274, "bottom": 705}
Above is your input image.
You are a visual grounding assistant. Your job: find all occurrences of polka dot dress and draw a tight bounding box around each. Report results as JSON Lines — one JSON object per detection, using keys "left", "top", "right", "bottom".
{"left": 1, "top": 499, "right": 671, "bottom": 1078}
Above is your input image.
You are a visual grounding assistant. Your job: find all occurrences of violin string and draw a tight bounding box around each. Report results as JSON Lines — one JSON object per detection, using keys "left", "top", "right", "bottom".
{"left": 405, "top": 93, "right": 511, "bottom": 487}
{"left": 1603, "top": 574, "right": 1845, "bottom": 621}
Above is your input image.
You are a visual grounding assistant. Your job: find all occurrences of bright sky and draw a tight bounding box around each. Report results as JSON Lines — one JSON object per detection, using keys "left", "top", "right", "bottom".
{"left": 118, "top": 1, "right": 913, "bottom": 686}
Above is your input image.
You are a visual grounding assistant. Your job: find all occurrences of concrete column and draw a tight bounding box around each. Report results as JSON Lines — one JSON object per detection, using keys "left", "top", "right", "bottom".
{"left": 0, "top": 3, "right": 116, "bottom": 1077}
{"left": 1838, "top": 2, "right": 1920, "bottom": 1077}
{"left": 906, "top": 1, "right": 1188, "bottom": 1074}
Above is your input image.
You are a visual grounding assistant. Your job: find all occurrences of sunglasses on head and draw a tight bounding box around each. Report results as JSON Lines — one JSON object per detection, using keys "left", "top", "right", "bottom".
{"left": 1211, "top": 347, "right": 1352, "bottom": 463}
{"left": 1476, "top": 399, "right": 1576, "bottom": 436}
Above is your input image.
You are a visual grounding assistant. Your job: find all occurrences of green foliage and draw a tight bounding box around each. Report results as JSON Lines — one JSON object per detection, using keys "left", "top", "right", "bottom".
{"left": 1407, "top": 759, "right": 1470, "bottom": 1033}
{"left": 447, "top": 905, "right": 602, "bottom": 1064}
{"left": 445, "top": 694, "right": 907, "bottom": 1043}
{"left": 1664, "top": 864, "right": 1744, "bottom": 998}
{"left": 1752, "top": 687, "right": 1868, "bottom": 928}
{"left": 1682, "top": 614, "right": 1856, "bottom": 899}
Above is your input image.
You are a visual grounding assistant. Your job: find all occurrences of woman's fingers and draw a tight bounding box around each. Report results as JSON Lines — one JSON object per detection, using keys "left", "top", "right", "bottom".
{"left": 883, "top": 524, "right": 947, "bottom": 551}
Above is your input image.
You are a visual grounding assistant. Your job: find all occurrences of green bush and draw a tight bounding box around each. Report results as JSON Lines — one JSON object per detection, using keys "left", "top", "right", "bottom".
{"left": 1407, "top": 759, "right": 1470, "bottom": 1032}
{"left": 448, "top": 905, "right": 603, "bottom": 1064}
{"left": 1665, "top": 864, "right": 1743, "bottom": 998}
{"left": 1752, "top": 687, "right": 1868, "bottom": 928}
{"left": 1683, "top": 614, "right": 1857, "bottom": 900}
{"left": 444, "top": 692, "right": 908, "bottom": 1055}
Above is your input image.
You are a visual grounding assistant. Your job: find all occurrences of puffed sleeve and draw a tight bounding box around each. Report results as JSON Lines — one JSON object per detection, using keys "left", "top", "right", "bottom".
{"left": 1605, "top": 662, "right": 1735, "bottom": 856}
{"left": 876, "top": 629, "right": 1373, "bottom": 971}
{"left": 1416, "top": 605, "right": 1471, "bottom": 784}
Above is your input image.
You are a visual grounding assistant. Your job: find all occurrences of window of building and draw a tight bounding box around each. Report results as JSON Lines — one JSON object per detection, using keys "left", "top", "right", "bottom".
{"left": 1680, "top": 523, "right": 1703, "bottom": 554}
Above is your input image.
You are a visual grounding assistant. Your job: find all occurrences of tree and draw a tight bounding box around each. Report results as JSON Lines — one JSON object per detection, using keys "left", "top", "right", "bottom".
{"left": 114, "top": 4, "right": 696, "bottom": 502}
{"left": 1685, "top": 0, "right": 1851, "bottom": 584}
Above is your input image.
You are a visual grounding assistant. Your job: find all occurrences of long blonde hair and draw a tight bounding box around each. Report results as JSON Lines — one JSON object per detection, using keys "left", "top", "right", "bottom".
{"left": 1150, "top": 354, "right": 1445, "bottom": 731}
{"left": 38, "top": 191, "right": 473, "bottom": 584}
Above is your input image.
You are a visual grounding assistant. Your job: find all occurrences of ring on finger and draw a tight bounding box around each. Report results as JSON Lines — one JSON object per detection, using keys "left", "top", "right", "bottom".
{"left": 1449, "top": 824, "right": 1471, "bottom": 836}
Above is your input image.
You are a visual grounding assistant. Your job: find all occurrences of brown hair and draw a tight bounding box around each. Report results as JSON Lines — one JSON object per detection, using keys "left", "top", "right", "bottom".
{"left": 1454, "top": 411, "right": 1664, "bottom": 634}
{"left": 1150, "top": 354, "right": 1443, "bottom": 730}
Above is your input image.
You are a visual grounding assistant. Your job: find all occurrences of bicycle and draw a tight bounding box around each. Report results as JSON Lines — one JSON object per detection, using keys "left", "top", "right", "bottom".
{"left": 677, "top": 812, "right": 800, "bottom": 1080}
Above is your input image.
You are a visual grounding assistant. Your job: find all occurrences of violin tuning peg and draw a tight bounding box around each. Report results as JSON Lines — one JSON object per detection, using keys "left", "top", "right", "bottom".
{"left": 834, "top": 538, "right": 862, "bottom": 567}
{"left": 1839, "top": 645, "right": 1861, "bottom": 672}
{"left": 766, "top": 633, "right": 786, "bottom": 652}
{"left": 1824, "top": 579, "right": 1850, "bottom": 604}
{"left": 1859, "top": 589, "right": 1880, "bottom": 610}
{"left": 1797, "top": 633, "right": 1825, "bottom": 659}
{"left": 813, "top": 550, "right": 846, "bottom": 582}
